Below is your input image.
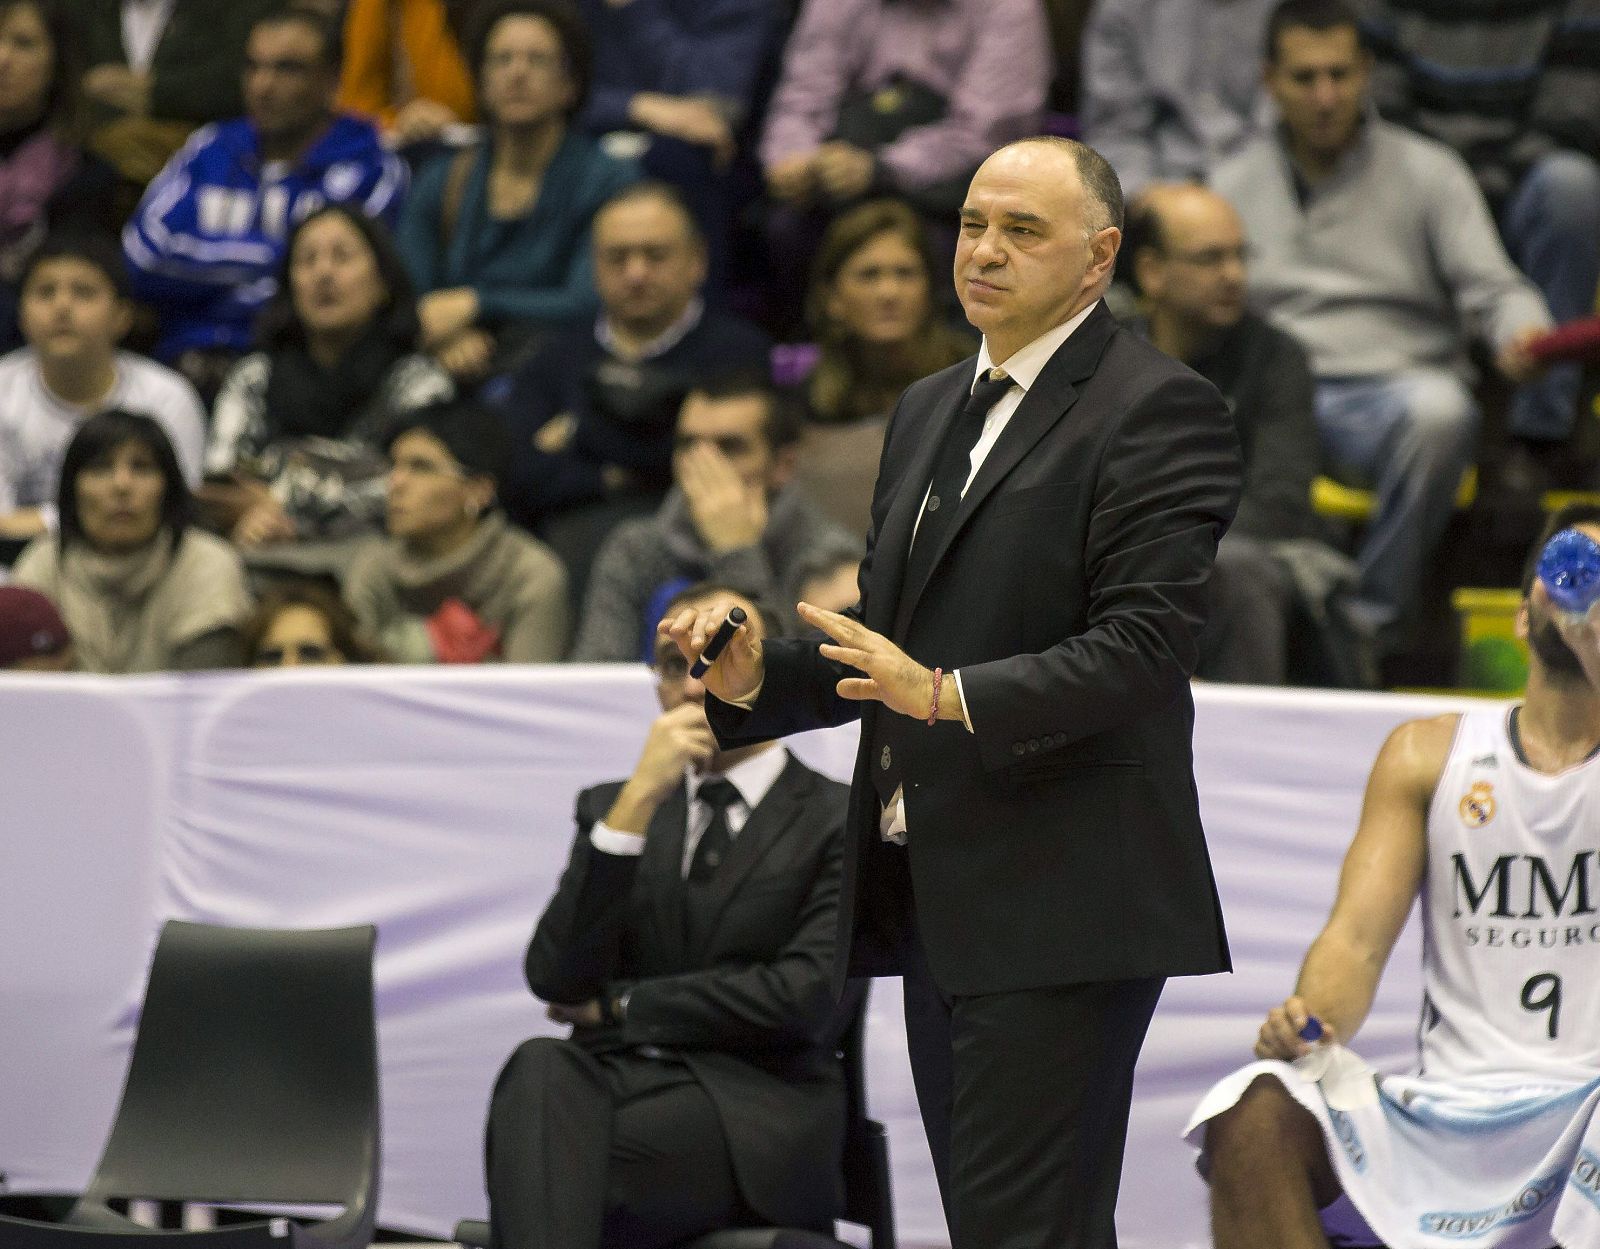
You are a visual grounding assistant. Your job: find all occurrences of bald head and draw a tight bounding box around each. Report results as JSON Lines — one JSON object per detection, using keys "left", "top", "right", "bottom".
{"left": 1127, "top": 183, "right": 1249, "bottom": 344}
{"left": 955, "top": 139, "right": 1124, "bottom": 362}
{"left": 984, "top": 137, "right": 1125, "bottom": 235}
{"left": 1130, "top": 184, "right": 1241, "bottom": 255}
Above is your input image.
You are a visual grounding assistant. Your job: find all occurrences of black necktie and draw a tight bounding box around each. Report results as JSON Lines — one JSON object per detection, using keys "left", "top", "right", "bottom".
{"left": 688, "top": 778, "right": 741, "bottom": 882}
{"left": 903, "top": 370, "right": 1013, "bottom": 595}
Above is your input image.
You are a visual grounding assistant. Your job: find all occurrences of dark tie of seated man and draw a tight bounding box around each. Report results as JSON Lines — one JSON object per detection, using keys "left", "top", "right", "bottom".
{"left": 484, "top": 581, "right": 851, "bottom": 1249}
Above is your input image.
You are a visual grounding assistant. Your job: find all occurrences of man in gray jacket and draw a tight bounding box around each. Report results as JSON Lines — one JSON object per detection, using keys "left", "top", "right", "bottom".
{"left": 1213, "top": 0, "right": 1552, "bottom": 654}
{"left": 573, "top": 373, "right": 857, "bottom": 662}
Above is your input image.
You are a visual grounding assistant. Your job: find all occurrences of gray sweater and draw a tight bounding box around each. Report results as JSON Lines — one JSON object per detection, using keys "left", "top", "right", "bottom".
{"left": 1081, "top": 0, "right": 1277, "bottom": 196}
{"left": 1211, "top": 117, "right": 1551, "bottom": 379}
{"left": 573, "top": 484, "right": 857, "bottom": 663}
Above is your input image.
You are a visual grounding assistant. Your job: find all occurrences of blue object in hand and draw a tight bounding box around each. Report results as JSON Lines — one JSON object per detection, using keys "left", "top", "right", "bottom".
{"left": 1537, "top": 528, "right": 1600, "bottom": 615}
{"left": 1298, "top": 1016, "right": 1324, "bottom": 1043}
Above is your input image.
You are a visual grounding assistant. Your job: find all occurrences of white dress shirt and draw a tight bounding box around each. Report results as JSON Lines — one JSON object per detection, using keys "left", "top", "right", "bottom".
{"left": 588, "top": 744, "right": 788, "bottom": 875}
{"left": 880, "top": 302, "right": 1100, "bottom": 841}
{"left": 922, "top": 301, "right": 1101, "bottom": 726}
{"left": 122, "top": 0, "right": 177, "bottom": 74}
{"left": 953, "top": 301, "right": 1100, "bottom": 498}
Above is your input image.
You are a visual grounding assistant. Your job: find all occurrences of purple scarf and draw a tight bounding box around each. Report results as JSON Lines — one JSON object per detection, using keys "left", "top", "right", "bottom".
{"left": 0, "top": 127, "right": 78, "bottom": 253}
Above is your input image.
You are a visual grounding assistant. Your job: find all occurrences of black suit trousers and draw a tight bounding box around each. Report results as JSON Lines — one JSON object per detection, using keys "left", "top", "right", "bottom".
{"left": 887, "top": 846, "right": 1165, "bottom": 1249}
{"left": 486, "top": 1037, "right": 744, "bottom": 1249}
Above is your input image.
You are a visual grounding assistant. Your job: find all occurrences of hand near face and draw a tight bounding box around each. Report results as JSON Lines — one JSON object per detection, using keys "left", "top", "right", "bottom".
{"left": 657, "top": 604, "right": 765, "bottom": 706}
{"left": 677, "top": 442, "right": 767, "bottom": 553}
{"left": 629, "top": 701, "right": 719, "bottom": 800}
{"left": 814, "top": 142, "right": 875, "bottom": 201}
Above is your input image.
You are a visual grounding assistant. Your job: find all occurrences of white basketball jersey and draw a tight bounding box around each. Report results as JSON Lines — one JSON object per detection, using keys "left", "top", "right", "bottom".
{"left": 1418, "top": 707, "right": 1600, "bottom": 1083}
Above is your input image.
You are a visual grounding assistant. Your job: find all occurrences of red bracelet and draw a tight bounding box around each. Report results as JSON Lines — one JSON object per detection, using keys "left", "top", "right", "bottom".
{"left": 927, "top": 667, "right": 943, "bottom": 726}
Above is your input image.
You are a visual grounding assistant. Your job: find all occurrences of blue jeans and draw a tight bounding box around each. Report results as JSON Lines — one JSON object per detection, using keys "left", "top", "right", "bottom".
{"left": 1315, "top": 371, "right": 1478, "bottom": 640}
{"left": 1503, "top": 151, "right": 1600, "bottom": 441}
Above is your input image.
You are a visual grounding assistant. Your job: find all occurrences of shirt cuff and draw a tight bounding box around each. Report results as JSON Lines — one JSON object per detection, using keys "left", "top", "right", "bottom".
{"left": 589, "top": 820, "right": 646, "bottom": 856}
{"left": 723, "top": 675, "right": 764, "bottom": 711}
{"left": 38, "top": 502, "right": 58, "bottom": 533}
{"left": 952, "top": 669, "right": 974, "bottom": 733}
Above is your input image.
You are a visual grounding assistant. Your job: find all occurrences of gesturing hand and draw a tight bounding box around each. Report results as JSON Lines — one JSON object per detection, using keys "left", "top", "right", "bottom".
{"left": 800, "top": 602, "right": 956, "bottom": 721}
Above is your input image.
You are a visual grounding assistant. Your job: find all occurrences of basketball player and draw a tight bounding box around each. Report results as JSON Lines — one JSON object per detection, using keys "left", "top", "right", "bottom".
{"left": 1188, "top": 503, "right": 1600, "bottom": 1249}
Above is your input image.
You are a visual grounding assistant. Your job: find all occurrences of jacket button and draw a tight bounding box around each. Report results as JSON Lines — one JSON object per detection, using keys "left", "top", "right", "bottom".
{"left": 1027, "top": 738, "right": 1040, "bottom": 751}
{"left": 880, "top": 745, "right": 892, "bottom": 770}
{"left": 1012, "top": 742, "right": 1026, "bottom": 756}
{"left": 1054, "top": 732, "right": 1068, "bottom": 745}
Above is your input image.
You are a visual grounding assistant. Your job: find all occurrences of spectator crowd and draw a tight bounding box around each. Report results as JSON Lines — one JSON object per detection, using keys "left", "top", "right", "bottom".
{"left": 5, "top": 7, "right": 1600, "bottom": 1249}
{"left": 0, "top": 0, "right": 1596, "bottom": 687}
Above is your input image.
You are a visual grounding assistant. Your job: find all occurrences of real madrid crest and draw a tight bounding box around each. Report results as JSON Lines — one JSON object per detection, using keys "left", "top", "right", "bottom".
{"left": 1459, "top": 780, "right": 1496, "bottom": 828}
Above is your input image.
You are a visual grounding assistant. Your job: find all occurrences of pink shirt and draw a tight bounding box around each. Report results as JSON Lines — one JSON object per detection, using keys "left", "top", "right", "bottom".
{"left": 760, "top": 0, "right": 1051, "bottom": 190}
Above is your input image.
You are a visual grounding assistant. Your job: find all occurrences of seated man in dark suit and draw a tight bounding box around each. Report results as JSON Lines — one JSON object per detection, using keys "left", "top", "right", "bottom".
{"left": 484, "top": 581, "right": 850, "bottom": 1249}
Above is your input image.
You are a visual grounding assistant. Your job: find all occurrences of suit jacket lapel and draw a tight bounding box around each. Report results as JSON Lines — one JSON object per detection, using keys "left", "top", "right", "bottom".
{"left": 642, "top": 782, "right": 690, "bottom": 970}
{"left": 684, "top": 754, "right": 803, "bottom": 963}
{"left": 867, "top": 374, "right": 969, "bottom": 636}
{"left": 893, "top": 304, "right": 1118, "bottom": 636}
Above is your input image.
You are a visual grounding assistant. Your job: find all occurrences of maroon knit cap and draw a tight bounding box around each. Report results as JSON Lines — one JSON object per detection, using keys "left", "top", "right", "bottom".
{"left": 0, "top": 586, "right": 71, "bottom": 666}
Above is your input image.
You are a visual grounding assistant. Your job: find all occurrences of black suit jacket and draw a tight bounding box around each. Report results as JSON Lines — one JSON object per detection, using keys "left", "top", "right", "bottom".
{"left": 525, "top": 750, "right": 850, "bottom": 1230}
{"left": 708, "top": 303, "right": 1242, "bottom": 997}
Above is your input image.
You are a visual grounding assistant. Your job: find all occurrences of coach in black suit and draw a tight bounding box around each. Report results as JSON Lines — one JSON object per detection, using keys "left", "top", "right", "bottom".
{"left": 484, "top": 582, "right": 850, "bottom": 1249}
{"left": 664, "top": 137, "right": 1243, "bottom": 1249}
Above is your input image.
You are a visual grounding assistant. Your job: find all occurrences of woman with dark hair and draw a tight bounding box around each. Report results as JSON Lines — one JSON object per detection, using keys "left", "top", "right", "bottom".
{"left": 11, "top": 409, "right": 252, "bottom": 672}
{"left": 803, "top": 199, "right": 975, "bottom": 424}
{"left": 204, "top": 204, "right": 453, "bottom": 553}
{"left": 791, "top": 198, "right": 975, "bottom": 533}
{"left": 243, "top": 581, "right": 380, "bottom": 667}
{"left": 0, "top": 0, "right": 118, "bottom": 351}
{"left": 395, "top": 0, "right": 639, "bottom": 380}
{"left": 344, "top": 398, "right": 570, "bottom": 663}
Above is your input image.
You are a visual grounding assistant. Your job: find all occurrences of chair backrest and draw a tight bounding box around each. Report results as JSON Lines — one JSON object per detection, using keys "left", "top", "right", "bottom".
{"left": 832, "top": 983, "right": 894, "bottom": 1249}
{"left": 80, "top": 920, "right": 380, "bottom": 1216}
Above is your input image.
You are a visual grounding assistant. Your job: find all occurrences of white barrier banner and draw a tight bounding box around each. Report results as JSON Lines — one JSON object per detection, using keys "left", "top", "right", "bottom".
{"left": 0, "top": 669, "right": 1477, "bottom": 1245}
